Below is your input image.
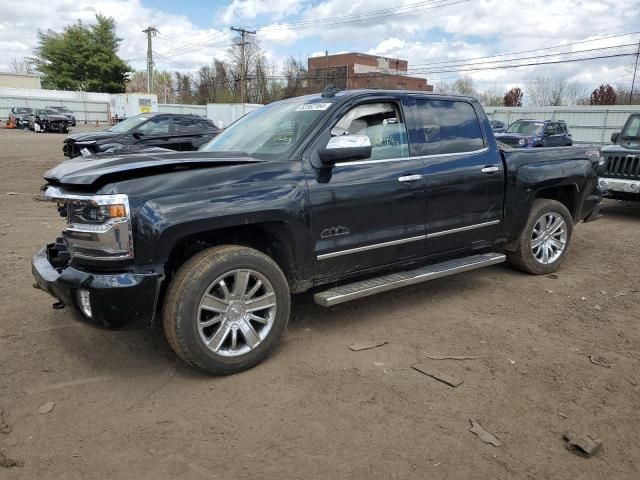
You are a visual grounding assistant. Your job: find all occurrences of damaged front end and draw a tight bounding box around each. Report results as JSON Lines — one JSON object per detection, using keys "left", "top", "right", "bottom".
{"left": 31, "top": 186, "right": 162, "bottom": 328}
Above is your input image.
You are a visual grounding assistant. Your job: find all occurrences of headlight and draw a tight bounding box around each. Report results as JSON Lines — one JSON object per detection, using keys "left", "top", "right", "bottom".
{"left": 518, "top": 138, "right": 527, "bottom": 146}
{"left": 44, "top": 187, "right": 133, "bottom": 261}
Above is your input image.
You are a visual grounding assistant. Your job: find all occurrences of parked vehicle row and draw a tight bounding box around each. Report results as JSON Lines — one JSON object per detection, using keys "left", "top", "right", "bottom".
{"left": 32, "top": 89, "right": 603, "bottom": 375}
{"left": 9, "top": 105, "right": 76, "bottom": 132}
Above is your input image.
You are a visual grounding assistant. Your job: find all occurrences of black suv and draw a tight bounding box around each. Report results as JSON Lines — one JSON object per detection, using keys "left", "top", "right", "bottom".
{"left": 63, "top": 113, "right": 220, "bottom": 158}
{"left": 495, "top": 119, "right": 572, "bottom": 148}
{"left": 599, "top": 114, "right": 640, "bottom": 201}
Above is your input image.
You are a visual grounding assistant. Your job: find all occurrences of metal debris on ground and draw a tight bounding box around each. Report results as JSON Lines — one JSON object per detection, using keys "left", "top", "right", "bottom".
{"left": 589, "top": 355, "right": 613, "bottom": 368}
{"left": 562, "top": 430, "right": 603, "bottom": 458}
{"left": 348, "top": 340, "right": 388, "bottom": 351}
{"left": 411, "top": 363, "right": 463, "bottom": 387}
{"left": 38, "top": 402, "right": 55, "bottom": 414}
{"left": 424, "top": 355, "right": 478, "bottom": 360}
{"left": 469, "top": 419, "right": 502, "bottom": 447}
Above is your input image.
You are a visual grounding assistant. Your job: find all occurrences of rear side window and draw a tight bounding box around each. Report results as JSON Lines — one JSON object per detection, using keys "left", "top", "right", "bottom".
{"left": 415, "top": 99, "right": 485, "bottom": 155}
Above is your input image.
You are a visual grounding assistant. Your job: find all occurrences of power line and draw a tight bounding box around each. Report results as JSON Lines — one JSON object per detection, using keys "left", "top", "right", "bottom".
{"left": 249, "top": 0, "right": 469, "bottom": 30}
{"left": 405, "top": 43, "right": 639, "bottom": 74}
{"left": 409, "top": 30, "right": 640, "bottom": 67}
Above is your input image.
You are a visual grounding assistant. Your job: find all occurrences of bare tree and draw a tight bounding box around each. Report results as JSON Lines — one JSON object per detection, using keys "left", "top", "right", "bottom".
{"left": 451, "top": 76, "right": 479, "bottom": 98}
{"left": 11, "top": 58, "right": 35, "bottom": 75}
{"left": 526, "top": 76, "right": 586, "bottom": 106}
{"left": 433, "top": 80, "right": 453, "bottom": 94}
{"left": 480, "top": 83, "right": 504, "bottom": 106}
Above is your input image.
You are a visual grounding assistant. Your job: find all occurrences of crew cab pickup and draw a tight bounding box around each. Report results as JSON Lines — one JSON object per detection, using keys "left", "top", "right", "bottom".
{"left": 32, "top": 89, "right": 603, "bottom": 375}
{"left": 599, "top": 113, "right": 640, "bottom": 201}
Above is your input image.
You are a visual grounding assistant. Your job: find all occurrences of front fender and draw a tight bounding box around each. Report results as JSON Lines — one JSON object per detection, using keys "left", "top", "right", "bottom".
{"left": 132, "top": 183, "right": 310, "bottom": 266}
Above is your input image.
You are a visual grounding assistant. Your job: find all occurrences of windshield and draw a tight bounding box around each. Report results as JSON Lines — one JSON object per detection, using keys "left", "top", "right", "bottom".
{"left": 107, "top": 114, "right": 152, "bottom": 133}
{"left": 51, "top": 106, "right": 71, "bottom": 113}
{"left": 621, "top": 115, "right": 640, "bottom": 139}
{"left": 37, "top": 109, "right": 56, "bottom": 115}
{"left": 506, "top": 121, "right": 544, "bottom": 135}
{"left": 16, "top": 108, "right": 33, "bottom": 115}
{"left": 200, "top": 98, "right": 335, "bottom": 159}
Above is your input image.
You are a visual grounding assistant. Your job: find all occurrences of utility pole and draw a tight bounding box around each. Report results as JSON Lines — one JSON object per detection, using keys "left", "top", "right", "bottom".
{"left": 230, "top": 26, "right": 256, "bottom": 103}
{"left": 142, "top": 26, "right": 158, "bottom": 94}
{"left": 630, "top": 39, "right": 640, "bottom": 105}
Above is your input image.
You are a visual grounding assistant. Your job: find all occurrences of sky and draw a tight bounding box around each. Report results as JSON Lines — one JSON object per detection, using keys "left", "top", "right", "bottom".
{"left": 2, "top": 0, "right": 640, "bottom": 94}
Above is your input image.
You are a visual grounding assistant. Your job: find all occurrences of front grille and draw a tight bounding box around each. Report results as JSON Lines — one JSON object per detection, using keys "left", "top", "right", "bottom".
{"left": 603, "top": 154, "right": 640, "bottom": 179}
{"left": 497, "top": 136, "right": 521, "bottom": 146}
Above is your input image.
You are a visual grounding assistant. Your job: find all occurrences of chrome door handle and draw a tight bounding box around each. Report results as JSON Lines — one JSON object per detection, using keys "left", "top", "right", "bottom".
{"left": 481, "top": 166, "right": 499, "bottom": 174}
{"left": 398, "top": 174, "right": 423, "bottom": 182}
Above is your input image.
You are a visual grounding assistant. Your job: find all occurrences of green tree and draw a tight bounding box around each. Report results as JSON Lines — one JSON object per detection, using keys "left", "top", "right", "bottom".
{"left": 33, "top": 14, "right": 129, "bottom": 93}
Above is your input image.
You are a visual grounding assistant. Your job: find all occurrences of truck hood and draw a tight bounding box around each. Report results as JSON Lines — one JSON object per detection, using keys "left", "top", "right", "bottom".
{"left": 44, "top": 151, "right": 266, "bottom": 188}
{"left": 603, "top": 141, "right": 640, "bottom": 152}
{"left": 39, "top": 114, "right": 69, "bottom": 121}
{"left": 65, "top": 130, "right": 122, "bottom": 144}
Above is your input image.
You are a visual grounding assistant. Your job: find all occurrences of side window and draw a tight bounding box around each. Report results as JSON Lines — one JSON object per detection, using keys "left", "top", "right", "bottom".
{"left": 545, "top": 123, "right": 557, "bottom": 135}
{"left": 137, "top": 116, "right": 171, "bottom": 135}
{"left": 173, "top": 116, "right": 207, "bottom": 134}
{"left": 332, "top": 102, "right": 408, "bottom": 160}
{"left": 415, "top": 99, "right": 485, "bottom": 155}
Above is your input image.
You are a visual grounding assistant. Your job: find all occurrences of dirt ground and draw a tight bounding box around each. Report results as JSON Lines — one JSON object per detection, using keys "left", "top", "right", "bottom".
{"left": 0, "top": 126, "right": 639, "bottom": 479}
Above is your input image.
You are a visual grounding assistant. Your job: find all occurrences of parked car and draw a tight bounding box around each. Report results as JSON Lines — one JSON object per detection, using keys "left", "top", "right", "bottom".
{"left": 46, "top": 105, "right": 76, "bottom": 126}
{"left": 29, "top": 108, "right": 69, "bottom": 133}
{"left": 9, "top": 107, "right": 34, "bottom": 129}
{"left": 32, "top": 89, "right": 602, "bottom": 375}
{"left": 62, "top": 113, "right": 219, "bottom": 158}
{"left": 489, "top": 119, "right": 506, "bottom": 133}
{"left": 599, "top": 113, "right": 640, "bottom": 201}
{"left": 495, "top": 119, "right": 573, "bottom": 147}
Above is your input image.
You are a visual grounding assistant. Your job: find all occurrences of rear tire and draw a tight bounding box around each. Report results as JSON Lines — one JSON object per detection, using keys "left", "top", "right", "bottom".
{"left": 507, "top": 199, "right": 573, "bottom": 275}
{"left": 163, "top": 245, "right": 290, "bottom": 375}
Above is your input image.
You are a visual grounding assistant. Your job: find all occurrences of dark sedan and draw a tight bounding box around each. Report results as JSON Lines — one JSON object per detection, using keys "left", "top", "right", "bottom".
{"left": 63, "top": 113, "right": 219, "bottom": 158}
{"left": 29, "top": 109, "right": 70, "bottom": 133}
{"left": 46, "top": 105, "right": 76, "bottom": 126}
{"left": 489, "top": 119, "right": 506, "bottom": 133}
{"left": 9, "top": 107, "right": 34, "bottom": 129}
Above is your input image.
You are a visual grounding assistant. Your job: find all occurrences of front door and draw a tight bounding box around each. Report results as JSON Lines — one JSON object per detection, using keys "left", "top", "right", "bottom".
{"left": 411, "top": 97, "right": 504, "bottom": 256}
{"left": 305, "top": 98, "right": 427, "bottom": 278}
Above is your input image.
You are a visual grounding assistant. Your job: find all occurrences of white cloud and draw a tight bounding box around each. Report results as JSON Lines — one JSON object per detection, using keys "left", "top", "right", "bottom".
{"left": 1, "top": 0, "right": 639, "bottom": 96}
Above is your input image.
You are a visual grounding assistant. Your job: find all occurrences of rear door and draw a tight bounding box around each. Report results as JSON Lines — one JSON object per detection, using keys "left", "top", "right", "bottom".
{"left": 173, "top": 116, "right": 215, "bottom": 151}
{"left": 411, "top": 97, "right": 503, "bottom": 256}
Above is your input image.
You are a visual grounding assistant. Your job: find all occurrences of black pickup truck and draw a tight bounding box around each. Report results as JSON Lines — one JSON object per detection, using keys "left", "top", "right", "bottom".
{"left": 599, "top": 113, "right": 640, "bottom": 201}
{"left": 32, "top": 89, "right": 603, "bottom": 375}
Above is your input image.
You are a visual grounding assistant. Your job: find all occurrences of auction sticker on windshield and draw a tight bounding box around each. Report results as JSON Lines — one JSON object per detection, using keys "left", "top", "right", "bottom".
{"left": 295, "top": 103, "right": 332, "bottom": 111}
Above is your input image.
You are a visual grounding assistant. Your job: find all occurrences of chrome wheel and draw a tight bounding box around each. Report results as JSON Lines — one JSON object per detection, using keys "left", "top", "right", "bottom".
{"left": 197, "top": 269, "right": 276, "bottom": 357}
{"left": 531, "top": 212, "right": 567, "bottom": 265}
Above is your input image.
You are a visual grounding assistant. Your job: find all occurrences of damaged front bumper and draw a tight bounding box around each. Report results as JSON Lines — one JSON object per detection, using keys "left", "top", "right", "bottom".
{"left": 31, "top": 244, "right": 161, "bottom": 329}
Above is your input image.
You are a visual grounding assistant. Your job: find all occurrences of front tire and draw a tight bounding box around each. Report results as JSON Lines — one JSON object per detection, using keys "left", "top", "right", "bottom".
{"left": 507, "top": 199, "right": 573, "bottom": 275}
{"left": 163, "top": 245, "right": 290, "bottom": 375}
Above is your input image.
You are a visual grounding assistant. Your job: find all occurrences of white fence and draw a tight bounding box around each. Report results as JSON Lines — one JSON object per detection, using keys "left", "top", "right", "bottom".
{"left": 158, "top": 103, "right": 207, "bottom": 116}
{"left": 484, "top": 105, "right": 640, "bottom": 145}
{"left": 0, "top": 88, "right": 111, "bottom": 124}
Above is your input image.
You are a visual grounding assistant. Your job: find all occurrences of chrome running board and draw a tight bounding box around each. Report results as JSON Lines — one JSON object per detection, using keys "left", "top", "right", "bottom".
{"left": 313, "top": 252, "right": 506, "bottom": 307}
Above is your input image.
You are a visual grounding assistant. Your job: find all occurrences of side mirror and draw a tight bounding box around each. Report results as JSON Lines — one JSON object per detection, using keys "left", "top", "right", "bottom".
{"left": 132, "top": 131, "right": 144, "bottom": 139}
{"left": 318, "top": 135, "right": 372, "bottom": 165}
{"left": 610, "top": 132, "right": 619, "bottom": 143}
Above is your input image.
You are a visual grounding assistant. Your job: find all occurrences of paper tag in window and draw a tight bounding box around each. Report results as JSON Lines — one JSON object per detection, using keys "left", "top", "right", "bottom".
{"left": 80, "top": 148, "right": 91, "bottom": 157}
{"left": 295, "top": 103, "right": 332, "bottom": 111}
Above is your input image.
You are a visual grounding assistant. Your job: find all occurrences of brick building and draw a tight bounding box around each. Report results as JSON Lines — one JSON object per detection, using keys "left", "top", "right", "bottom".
{"left": 307, "top": 52, "right": 432, "bottom": 91}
